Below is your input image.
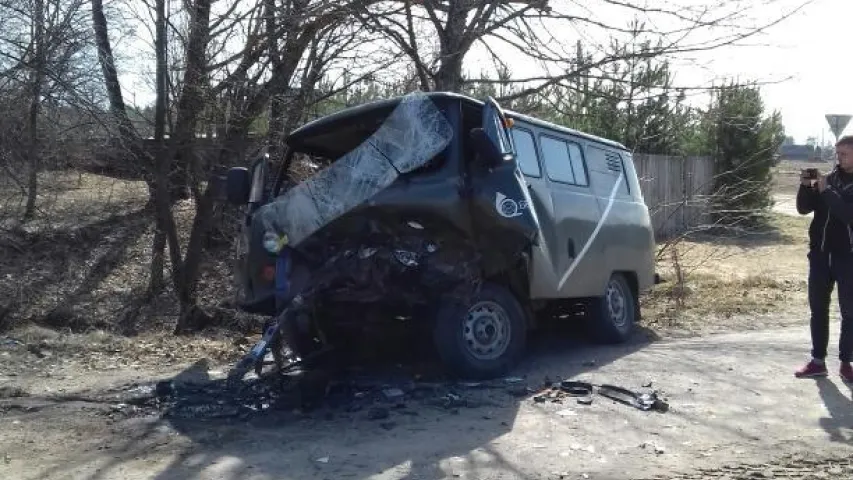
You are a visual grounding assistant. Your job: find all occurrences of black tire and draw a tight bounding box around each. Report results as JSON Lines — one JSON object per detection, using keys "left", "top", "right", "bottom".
{"left": 433, "top": 283, "right": 528, "bottom": 380}
{"left": 588, "top": 273, "right": 637, "bottom": 343}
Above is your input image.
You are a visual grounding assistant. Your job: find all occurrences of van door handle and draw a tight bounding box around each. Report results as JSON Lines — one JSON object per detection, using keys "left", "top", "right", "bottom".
{"left": 567, "top": 239, "right": 576, "bottom": 258}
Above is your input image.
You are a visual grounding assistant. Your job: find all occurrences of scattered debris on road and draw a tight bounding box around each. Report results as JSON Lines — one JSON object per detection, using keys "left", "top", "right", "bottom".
{"left": 1, "top": 338, "right": 23, "bottom": 348}
{"left": 640, "top": 441, "right": 666, "bottom": 455}
{"left": 531, "top": 379, "right": 669, "bottom": 413}
{"left": 382, "top": 387, "right": 405, "bottom": 402}
{"left": 26, "top": 342, "right": 51, "bottom": 359}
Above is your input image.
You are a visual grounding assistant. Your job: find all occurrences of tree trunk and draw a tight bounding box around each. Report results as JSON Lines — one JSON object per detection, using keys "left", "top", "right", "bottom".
{"left": 169, "top": 0, "right": 215, "bottom": 334}
{"left": 168, "top": 0, "right": 212, "bottom": 200}
{"left": 268, "top": 94, "right": 286, "bottom": 166}
{"left": 23, "top": 0, "right": 45, "bottom": 221}
{"left": 149, "top": 223, "right": 166, "bottom": 295}
{"left": 149, "top": 0, "right": 169, "bottom": 295}
{"left": 90, "top": 0, "right": 146, "bottom": 166}
{"left": 434, "top": 55, "right": 464, "bottom": 92}
{"left": 432, "top": 3, "right": 468, "bottom": 93}
{"left": 173, "top": 183, "right": 215, "bottom": 333}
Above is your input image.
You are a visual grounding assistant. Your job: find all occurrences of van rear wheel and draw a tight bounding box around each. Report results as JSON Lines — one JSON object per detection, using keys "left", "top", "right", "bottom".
{"left": 589, "top": 273, "right": 637, "bottom": 343}
{"left": 433, "top": 283, "right": 527, "bottom": 380}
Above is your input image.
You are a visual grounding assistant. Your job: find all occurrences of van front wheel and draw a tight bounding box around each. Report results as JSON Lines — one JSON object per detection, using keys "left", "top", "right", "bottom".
{"left": 589, "top": 273, "right": 637, "bottom": 343}
{"left": 433, "top": 283, "right": 527, "bottom": 380}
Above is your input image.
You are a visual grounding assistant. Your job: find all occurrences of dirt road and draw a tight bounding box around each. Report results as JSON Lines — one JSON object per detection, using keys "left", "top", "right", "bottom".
{"left": 2, "top": 319, "right": 853, "bottom": 480}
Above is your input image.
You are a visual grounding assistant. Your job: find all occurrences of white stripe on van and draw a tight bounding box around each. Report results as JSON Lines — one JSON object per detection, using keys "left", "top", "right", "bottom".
{"left": 557, "top": 175, "right": 623, "bottom": 290}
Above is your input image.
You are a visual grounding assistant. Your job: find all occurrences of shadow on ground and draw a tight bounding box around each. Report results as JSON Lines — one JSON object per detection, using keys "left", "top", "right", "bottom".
{"left": 0, "top": 209, "right": 152, "bottom": 332}
{"left": 816, "top": 378, "right": 853, "bottom": 444}
{"left": 34, "top": 320, "right": 657, "bottom": 480}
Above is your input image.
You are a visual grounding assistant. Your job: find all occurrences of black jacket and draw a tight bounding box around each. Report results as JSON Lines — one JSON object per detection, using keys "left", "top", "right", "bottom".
{"left": 797, "top": 166, "right": 853, "bottom": 253}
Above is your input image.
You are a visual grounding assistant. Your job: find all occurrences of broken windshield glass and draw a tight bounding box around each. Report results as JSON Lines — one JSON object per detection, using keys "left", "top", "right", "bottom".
{"left": 257, "top": 92, "right": 454, "bottom": 248}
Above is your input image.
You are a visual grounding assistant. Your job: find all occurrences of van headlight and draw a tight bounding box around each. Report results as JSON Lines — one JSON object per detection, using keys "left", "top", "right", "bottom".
{"left": 263, "top": 231, "right": 288, "bottom": 254}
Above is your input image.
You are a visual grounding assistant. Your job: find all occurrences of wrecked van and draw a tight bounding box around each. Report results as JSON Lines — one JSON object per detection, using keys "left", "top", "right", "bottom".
{"left": 224, "top": 92, "right": 655, "bottom": 380}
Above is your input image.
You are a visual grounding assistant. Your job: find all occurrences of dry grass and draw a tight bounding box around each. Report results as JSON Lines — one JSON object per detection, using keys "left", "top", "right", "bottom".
{"left": 641, "top": 213, "right": 812, "bottom": 334}
{"left": 0, "top": 170, "right": 149, "bottom": 232}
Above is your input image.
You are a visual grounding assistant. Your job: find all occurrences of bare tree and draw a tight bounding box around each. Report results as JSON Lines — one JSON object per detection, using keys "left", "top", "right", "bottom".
{"left": 148, "top": 0, "right": 168, "bottom": 293}
{"left": 23, "top": 0, "right": 46, "bottom": 219}
{"left": 354, "top": 0, "right": 807, "bottom": 95}
{"left": 0, "top": 0, "right": 103, "bottom": 222}
{"left": 90, "top": 0, "right": 395, "bottom": 332}
{"left": 91, "top": 0, "right": 149, "bottom": 171}
{"left": 168, "top": 0, "right": 391, "bottom": 333}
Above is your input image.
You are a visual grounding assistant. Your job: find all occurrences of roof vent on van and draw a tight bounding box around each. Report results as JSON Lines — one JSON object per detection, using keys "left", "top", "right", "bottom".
{"left": 605, "top": 152, "right": 622, "bottom": 172}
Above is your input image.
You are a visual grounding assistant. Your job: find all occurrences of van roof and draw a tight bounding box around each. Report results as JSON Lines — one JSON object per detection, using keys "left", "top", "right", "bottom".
{"left": 286, "top": 91, "right": 629, "bottom": 156}
{"left": 504, "top": 110, "right": 628, "bottom": 152}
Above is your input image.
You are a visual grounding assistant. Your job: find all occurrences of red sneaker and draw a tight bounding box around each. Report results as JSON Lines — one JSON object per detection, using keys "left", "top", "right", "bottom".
{"left": 795, "top": 360, "right": 828, "bottom": 378}
{"left": 840, "top": 363, "right": 853, "bottom": 383}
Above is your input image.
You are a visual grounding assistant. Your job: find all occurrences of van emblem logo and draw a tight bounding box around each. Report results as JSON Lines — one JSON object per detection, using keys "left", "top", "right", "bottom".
{"left": 496, "top": 192, "right": 527, "bottom": 218}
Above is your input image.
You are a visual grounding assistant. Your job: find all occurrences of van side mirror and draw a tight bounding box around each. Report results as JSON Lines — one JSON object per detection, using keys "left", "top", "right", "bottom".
{"left": 226, "top": 167, "right": 251, "bottom": 205}
{"left": 469, "top": 127, "right": 504, "bottom": 169}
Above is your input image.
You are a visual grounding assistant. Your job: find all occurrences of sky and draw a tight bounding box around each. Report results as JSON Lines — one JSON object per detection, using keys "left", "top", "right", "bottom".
{"left": 462, "top": 0, "right": 852, "bottom": 146}
{"left": 118, "top": 0, "right": 848, "bottom": 146}
{"left": 698, "top": 0, "right": 853, "bottom": 145}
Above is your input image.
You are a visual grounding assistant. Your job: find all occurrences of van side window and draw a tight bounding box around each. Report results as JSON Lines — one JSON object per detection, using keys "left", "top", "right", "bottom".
{"left": 539, "top": 135, "right": 588, "bottom": 187}
{"left": 510, "top": 127, "right": 541, "bottom": 177}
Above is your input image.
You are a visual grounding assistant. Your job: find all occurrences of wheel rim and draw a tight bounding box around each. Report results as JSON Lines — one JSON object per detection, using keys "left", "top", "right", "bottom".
{"left": 463, "top": 300, "right": 511, "bottom": 361}
{"left": 606, "top": 279, "right": 629, "bottom": 329}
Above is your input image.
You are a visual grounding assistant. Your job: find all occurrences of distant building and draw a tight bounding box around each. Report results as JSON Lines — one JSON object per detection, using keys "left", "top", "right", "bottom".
{"left": 778, "top": 143, "right": 820, "bottom": 162}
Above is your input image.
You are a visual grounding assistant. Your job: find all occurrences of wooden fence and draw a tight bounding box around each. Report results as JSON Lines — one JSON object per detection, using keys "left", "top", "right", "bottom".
{"left": 633, "top": 154, "right": 716, "bottom": 239}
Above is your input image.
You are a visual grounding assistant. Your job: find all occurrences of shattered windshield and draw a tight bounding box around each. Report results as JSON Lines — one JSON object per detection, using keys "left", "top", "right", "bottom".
{"left": 257, "top": 92, "right": 454, "bottom": 248}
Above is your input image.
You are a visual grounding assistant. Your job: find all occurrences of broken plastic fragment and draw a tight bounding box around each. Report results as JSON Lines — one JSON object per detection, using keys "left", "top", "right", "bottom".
{"left": 393, "top": 249, "right": 419, "bottom": 267}
{"left": 258, "top": 92, "right": 454, "bottom": 247}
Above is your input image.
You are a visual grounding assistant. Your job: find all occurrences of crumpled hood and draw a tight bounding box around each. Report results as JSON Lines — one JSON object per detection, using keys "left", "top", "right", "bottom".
{"left": 256, "top": 93, "right": 454, "bottom": 249}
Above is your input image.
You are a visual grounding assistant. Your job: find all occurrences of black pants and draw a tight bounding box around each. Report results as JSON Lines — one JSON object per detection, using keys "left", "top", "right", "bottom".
{"left": 809, "top": 250, "right": 853, "bottom": 362}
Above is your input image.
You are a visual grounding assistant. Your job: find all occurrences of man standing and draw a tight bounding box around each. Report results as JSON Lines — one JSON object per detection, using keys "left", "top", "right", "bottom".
{"left": 795, "top": 135, "right": 853, "bottom": 381}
